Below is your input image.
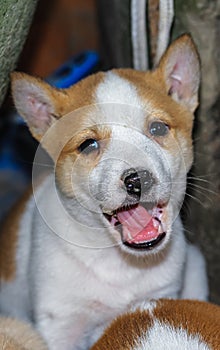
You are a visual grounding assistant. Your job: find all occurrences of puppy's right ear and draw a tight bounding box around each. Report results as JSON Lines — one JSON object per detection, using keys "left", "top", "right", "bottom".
{"left": 11, "top": 72, "right": 68, "bottom": 142}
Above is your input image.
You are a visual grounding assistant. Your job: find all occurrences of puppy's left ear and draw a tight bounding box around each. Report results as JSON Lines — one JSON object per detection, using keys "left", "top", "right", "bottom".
{"left": 157, "top": 34, "right": 200, "bottom": 113}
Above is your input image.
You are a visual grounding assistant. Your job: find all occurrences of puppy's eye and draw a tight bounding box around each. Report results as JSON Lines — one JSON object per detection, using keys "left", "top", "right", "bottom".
{"left": 149, "top": 121, "right": 169, "bottom": 136}
{"left": 78, "top": 139, "right": 99, "bottom": 154}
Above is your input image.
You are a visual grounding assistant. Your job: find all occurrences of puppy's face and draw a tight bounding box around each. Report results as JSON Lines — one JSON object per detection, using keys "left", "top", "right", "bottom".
{"left": 11, "top": 34, "right": 200, "bottom": 255}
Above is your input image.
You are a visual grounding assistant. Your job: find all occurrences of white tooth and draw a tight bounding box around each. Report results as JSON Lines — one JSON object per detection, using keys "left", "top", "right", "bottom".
{"left": 158, "top": 224, "right": 164, "bottom": 234}
{"left": 127, "top": 231, "right": 133, "bottom": 240}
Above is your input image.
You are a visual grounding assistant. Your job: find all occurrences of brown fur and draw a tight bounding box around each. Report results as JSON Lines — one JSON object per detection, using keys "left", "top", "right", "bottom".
{"left": 0, "top": 189, "right": 32, "bottom": 281}
{"left": 63, "top": 71, "right": 105, "bottom": 112}
{"left": 90, "top": 309, "right": 152, "bottom": 350}
{"left": 60, "top": 125, "right": 112, "bottom": 156}
{"left": 56, "top": 125, "right": 111, "bottom": 197}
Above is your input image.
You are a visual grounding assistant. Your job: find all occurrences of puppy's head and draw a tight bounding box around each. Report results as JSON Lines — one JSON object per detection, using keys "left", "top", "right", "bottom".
{"left": 11, "top": 34, "right": 200, "bottom": 255}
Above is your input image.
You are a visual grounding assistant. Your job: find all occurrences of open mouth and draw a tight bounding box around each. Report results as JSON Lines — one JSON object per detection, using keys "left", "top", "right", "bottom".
{"left": 104, "top": 203, "right": 166, "bottom": 250}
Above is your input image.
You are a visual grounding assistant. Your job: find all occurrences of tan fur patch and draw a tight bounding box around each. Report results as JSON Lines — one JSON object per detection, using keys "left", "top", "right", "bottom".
{"left": 63, "top": 71, "right": 105, "bottom": 113}
{"left": 0, "top": 334, "right": 23, "bottom": 350}
{"left": 56, "top": 125, "right": 111, "bottom": 197}
{"left": 0, "top": 317, "right": 47, "bottom": 349}
{"left": 61, "top": 125, "right": 111, "bottom": 155}
{"left": 0, "top": 188, "right": 32, "bottom": 281}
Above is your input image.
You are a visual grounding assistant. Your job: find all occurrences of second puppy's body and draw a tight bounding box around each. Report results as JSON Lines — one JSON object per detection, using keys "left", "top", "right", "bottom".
{"left": 0, "top": 35, "right": 208, "bottom": 349}
{"left": 91, "top": 299, "right": 220, "bottom": 350}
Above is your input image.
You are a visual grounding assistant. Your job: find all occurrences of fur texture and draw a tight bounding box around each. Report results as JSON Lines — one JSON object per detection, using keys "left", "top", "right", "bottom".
{"left": 91, "top": 299, "right": 220, "bottom": 350}
{"left": 0, "top": 317, "right": 47, "bottom": 350}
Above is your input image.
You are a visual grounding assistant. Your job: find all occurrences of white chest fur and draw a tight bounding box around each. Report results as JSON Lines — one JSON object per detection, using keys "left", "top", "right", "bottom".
{"left": 18, "top": 178, "right": 185, "bottom": 349}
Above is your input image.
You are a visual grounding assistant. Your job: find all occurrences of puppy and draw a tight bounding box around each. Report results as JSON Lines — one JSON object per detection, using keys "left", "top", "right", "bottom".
{"left": 91, "top": 299, "right": 220, "bottom": 350}
{"left": 0, "top": 34, "right": 208, "bottom": 349}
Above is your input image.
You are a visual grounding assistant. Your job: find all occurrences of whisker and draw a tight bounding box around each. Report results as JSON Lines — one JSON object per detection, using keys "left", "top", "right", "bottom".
{"left": 187, "top": 182, "right": 217, "bottom": 196}
{"left": 32, "top": 162, "right": 54, "bottom": 168}
{"left": 181, "top": 200, "right": 192, "bottom": 218}
{"left": 190, "top": 171, "right": 217, "bottom": 178}
{"left": 184, "top": 192, "right": 207, "bottom": 208}
{"left": 186, "top": 189, "right": 214, "bottom": 204}
{"left": 187, "top": 176, "right": 210, "bottom": 183}
{"left": 182, "top": 226, "right": 196, "bottom": 240}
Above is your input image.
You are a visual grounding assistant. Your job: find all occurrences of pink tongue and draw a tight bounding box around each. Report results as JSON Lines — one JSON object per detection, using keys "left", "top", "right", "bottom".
{"left": 117, "top": 205, "right": 159, "bottom": 243}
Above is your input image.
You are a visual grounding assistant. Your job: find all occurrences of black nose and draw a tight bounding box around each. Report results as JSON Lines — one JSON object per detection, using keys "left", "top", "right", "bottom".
{"left": 122, "top": 169, "right": 155, "bottom": 198}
